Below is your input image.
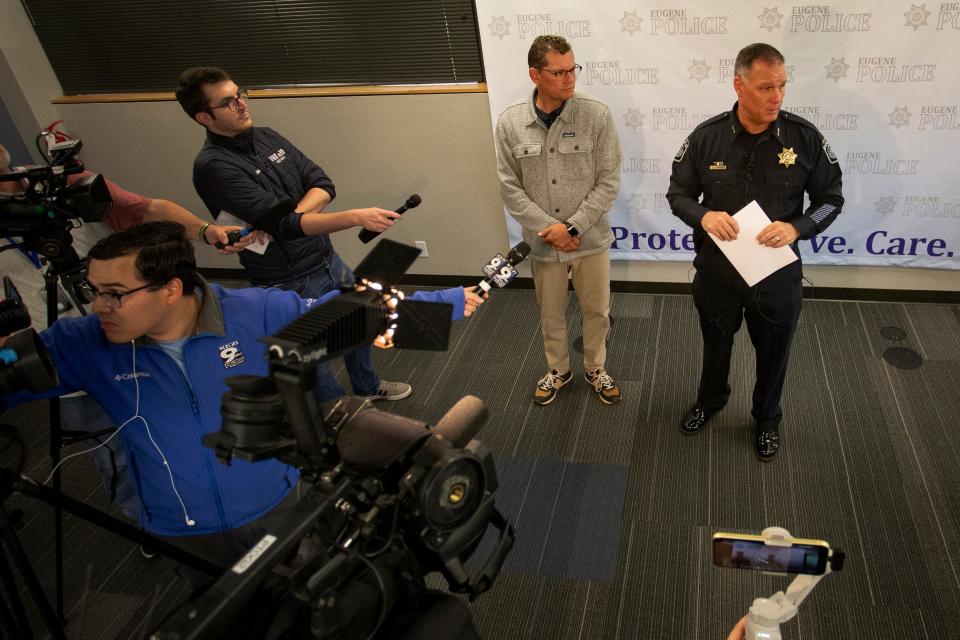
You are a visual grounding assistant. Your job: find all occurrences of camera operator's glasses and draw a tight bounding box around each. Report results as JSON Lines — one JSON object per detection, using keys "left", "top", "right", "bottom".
{"left": 208, "top": 89, "right": 249, "bottom": 113}
{"left": 78, "top": 282, "right": 156, "bottom": 310}
{"left": 537, "top": 64, "right": 582, "bottom": 80}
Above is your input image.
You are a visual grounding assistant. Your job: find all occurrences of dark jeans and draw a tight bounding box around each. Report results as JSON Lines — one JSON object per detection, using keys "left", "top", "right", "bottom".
{"left": 692, "top": 249, "right": 803, "bottom": 431}
{"left": 272, "top": 253, "right": 380, "bottom": 401}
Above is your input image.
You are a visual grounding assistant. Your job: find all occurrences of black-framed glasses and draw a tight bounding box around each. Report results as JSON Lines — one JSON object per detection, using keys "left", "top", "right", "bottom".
{"left": 208, "top": 88, "right": 249, "bottom": 113}
{"left": 78, "top": 281, "right": 157, "bottom": 310}
{"left": 537, "top": 64, "right": 582, "bottom": 80}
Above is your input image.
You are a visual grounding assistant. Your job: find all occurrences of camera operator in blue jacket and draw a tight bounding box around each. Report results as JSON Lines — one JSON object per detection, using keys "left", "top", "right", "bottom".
{"left": 2, "top": 221, "right": 482, "bottom": 568}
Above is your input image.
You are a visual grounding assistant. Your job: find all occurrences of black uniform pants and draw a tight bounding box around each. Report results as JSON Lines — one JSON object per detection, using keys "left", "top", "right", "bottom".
{"left": 691, "top": 250, "right": 802, "bottom": 431}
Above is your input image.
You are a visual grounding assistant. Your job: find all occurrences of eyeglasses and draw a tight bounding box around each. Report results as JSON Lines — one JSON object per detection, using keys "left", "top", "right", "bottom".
{"left": 537, "top": 64, "right": 582, "bottom": 80}
{"left": 208, "top": 88, "right": 249, "bottom": 113}
{"left": 79, "top": 281, "right": 157, "bottom": 310}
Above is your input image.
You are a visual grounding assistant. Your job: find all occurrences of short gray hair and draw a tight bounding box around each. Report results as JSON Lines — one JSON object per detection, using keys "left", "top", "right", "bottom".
{"left": 734, "top": 43, "right": 785, "bottom": 79}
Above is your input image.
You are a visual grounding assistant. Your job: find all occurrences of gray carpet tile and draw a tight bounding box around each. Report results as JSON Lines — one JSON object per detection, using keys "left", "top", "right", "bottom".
{"left": 4, "top": 289, "right": 960, "bottom": 640}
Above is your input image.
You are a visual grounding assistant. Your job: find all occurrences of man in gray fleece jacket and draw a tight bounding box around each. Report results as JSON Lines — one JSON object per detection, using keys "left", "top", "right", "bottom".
{"left": 494, "top": 35, "right": 623, "bottom": 407}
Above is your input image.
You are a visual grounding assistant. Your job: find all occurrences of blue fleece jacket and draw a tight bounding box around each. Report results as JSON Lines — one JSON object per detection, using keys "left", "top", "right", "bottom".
{"left": 4, "top": 282, "right": 465, "bottom": 536}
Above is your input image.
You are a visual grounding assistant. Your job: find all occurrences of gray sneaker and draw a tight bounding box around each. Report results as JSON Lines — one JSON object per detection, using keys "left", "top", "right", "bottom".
{"left": 369, "top": 380, "right": 412, "bottom": 401}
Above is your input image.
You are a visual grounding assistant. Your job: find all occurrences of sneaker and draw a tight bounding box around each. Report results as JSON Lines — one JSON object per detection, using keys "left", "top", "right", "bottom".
{"left": 533, "top": 369, "right": 572, "bottom": 405}
{"left": 368, "top": 380, "right": 412, "bottom": 401}
{"left": 585, "top": 368, "right": 622, "bottom": 405}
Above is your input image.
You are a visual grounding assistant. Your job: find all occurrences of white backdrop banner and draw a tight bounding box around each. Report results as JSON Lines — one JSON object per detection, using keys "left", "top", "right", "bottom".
{"left": 476, "top": 1, "right": 960, "bottom": 269}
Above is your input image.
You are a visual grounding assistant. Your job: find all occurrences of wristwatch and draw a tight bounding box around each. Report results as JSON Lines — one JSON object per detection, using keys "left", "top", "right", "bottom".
{"left": 566, "top": 223, "right": 579, "bottom": 237}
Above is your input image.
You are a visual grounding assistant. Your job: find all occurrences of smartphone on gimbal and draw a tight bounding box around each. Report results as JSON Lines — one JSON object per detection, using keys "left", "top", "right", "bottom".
{"left": 712, "top": 532, "right": 831, "bottom": 575}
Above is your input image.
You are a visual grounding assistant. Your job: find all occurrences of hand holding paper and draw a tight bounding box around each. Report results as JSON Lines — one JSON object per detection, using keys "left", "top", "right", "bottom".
{"left": 706, "top": 201, "right": 798, "bottom": 287}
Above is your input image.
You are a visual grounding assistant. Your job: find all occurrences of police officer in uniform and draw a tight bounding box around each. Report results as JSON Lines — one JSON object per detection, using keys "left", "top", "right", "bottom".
{"left": 666, "top": 43, "right": 843, "bottom": 460}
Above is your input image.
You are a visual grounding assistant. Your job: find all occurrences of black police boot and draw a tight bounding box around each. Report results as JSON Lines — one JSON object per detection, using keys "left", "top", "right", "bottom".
{"left": 680, "top": 406, "right": 714, "bottom": 434}
{"left": 755, "top": 429, "right": 781, "bottom": 461}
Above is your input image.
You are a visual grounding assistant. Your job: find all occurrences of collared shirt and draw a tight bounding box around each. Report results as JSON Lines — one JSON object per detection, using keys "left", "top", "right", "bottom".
{"left": 495, "top": 90, "right": 621, "bottom": 262}
{"left": 667, "top": 102, "right": 844, "bottom": 254}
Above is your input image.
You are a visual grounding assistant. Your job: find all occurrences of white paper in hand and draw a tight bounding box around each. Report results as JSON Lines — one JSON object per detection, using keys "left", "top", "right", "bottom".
{"left": 215, "top": 210, "right": 270, "bottom": 255}
{"left": 706, "top": 200, "right": 798, "bottom": 287}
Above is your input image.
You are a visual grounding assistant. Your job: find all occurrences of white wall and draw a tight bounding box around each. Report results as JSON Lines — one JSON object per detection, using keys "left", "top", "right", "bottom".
{"left": 1, "top": 0, "right": 957, "bottom": 292}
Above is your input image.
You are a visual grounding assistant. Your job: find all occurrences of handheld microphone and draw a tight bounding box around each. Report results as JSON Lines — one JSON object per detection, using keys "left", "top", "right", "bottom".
{"left": 214, "top": 199, "right": 295, "bottom": 250}
{"left": 472, "top": 241, "right": 530, "bottom": 295}
{"left": 358, "top": 194, "right": 421, "bottom": 244}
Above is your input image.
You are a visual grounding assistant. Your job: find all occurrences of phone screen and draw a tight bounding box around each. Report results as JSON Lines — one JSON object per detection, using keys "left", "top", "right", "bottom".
{"left": 713, "top": 536, "right": 829, "bottom": 575}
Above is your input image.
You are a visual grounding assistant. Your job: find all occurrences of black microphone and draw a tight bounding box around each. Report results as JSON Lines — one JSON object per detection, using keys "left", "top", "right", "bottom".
{"left": 358, "top": 193, "right": 422, "bottom": 244}
{"left": 433, "top": 396, "right": 488, "bottom": 447}
{"left": 473, "top": 241, "right": 530, "bottom": 295}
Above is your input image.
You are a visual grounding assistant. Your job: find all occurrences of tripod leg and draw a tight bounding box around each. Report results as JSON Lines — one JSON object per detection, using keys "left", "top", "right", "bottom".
{"left": 0, "top": 505, "right": 66, "bottom": 639}
{"left": 45, "top": 270, "right": 66, "bottom": 622}
{"left": 0, "top": 544, "right": 34, "bottom": 639}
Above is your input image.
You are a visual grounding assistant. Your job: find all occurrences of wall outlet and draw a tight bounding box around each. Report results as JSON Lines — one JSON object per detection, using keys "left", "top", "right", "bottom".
{"left": 415, "top": 240, "right": 428, "bottom": 257}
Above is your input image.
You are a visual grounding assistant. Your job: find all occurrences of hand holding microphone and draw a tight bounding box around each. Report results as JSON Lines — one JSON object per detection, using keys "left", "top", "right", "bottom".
{"left": 473, "top": 241, "right": 530, "bottom": 295}
{"left": 214, "top": 199, "right": 296, "bottom": 250}
{"left": 358, "top": 194, "right": 421, "bottom": 243}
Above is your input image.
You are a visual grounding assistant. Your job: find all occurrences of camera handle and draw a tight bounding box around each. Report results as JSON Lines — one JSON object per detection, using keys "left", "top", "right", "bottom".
{"left": 744, "top": 527, "right": 838, "bottom": 640}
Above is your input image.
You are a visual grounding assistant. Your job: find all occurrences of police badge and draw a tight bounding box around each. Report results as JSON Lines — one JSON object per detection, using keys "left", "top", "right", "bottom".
{"left": 778, "top": 147, "right": 798, "bottom": 167}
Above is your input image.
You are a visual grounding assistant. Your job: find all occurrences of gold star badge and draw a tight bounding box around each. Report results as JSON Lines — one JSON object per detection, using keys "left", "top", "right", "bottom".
{"left": 778, "top": 147, "right": 798, "bottom": 167}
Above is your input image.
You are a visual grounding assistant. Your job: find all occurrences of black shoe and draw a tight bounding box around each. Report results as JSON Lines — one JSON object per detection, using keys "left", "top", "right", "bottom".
{"left": 680, "top": 406, "right": 713, "bottom": 434}
{"left": 755, "top": 430, "right": 780, "bottom": 461}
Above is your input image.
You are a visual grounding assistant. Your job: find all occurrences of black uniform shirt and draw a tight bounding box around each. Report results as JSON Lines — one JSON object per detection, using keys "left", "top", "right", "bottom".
{"left": 666, "top": 102, "right": 844, "bottom": 255}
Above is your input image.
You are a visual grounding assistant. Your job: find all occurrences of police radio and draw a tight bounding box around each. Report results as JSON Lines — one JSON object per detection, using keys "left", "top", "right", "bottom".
{"left": 472, "top": 241, "right": 530, "bottom": 294}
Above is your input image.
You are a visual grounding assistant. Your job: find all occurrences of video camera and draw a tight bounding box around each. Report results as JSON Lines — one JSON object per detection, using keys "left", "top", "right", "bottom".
{"left": 156, "top": 240, "right": 515, "bottom": 640}
{"left": 0, "top": 134, "right": 112, "bottom": 278}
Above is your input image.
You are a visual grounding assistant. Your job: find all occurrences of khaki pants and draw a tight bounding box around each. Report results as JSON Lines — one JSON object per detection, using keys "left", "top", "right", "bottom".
{"left": 531, "top": 250, "right": 611, "bottom": 374}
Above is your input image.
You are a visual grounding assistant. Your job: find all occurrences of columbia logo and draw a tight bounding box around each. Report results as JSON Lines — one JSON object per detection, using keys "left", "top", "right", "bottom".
{"left": 114, "top": 372, "right": 151, "bottom": 382}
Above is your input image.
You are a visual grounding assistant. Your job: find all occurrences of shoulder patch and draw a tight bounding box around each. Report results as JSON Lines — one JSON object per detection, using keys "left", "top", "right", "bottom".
{"left": 822, "top": 138, "right": 838, "bottom": 164}
{"left": 674, "top": 138, "right": 690, "bottom": 163}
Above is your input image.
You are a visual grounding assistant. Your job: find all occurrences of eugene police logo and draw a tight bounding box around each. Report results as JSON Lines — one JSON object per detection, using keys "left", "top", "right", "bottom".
{"left": 856, "top": 57, "right": 936, "bottom": 83}
{"left": 790, "top": 5, "right": 872, "bottom": 32}
{"left": 785, "top": 105, "right": 859, "bottom": 132}
{"left": 904, "top": 4, "right": 932, "bottom": 29}
{"left": 936, "top": 3, "right": 960, "bottom": 29}
{"left": 875, "top": 197, "right": 898, "bottom": 215}
{"left": 488, "top": 16, "right": 511, "bottom": 39}
{"left": 619, "top": 10, "right": 643, "bottom": 35}
{"left": 687, "top": 59, "right": 711, "bottom": 83}
{"left": 622, "top": 156, "right": 662, "bottom": 174}
{"left": 847, "top": 152, "right": 919, "bottom": 175}
{"left": 759, "top": 7, "right": 785, "bottom": 32}
{"left": 581, "top": 60, "right": 659, "bottom": 86}
{"left": 219, "top": 340, "right": 245, "bottom": 369}
{"left": 623, "top": 108, "right": 646, "bottom": 130}
{"left": 824, "top": 58, "right": 850, "bottom": 82}
{"left": 651, "top": 107, "right": 711, "bottom": 131}
{"left": 648, "top": 8, "right": 728, "bottom": 35}
{"left": 888, "top": 106, "right": 914, "bottom": 129}
{"left": 513, "top": 12, "right": 592, "bottom": 39}
{"left": 918, "top": 105, "right": 960, "bottom": 130}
